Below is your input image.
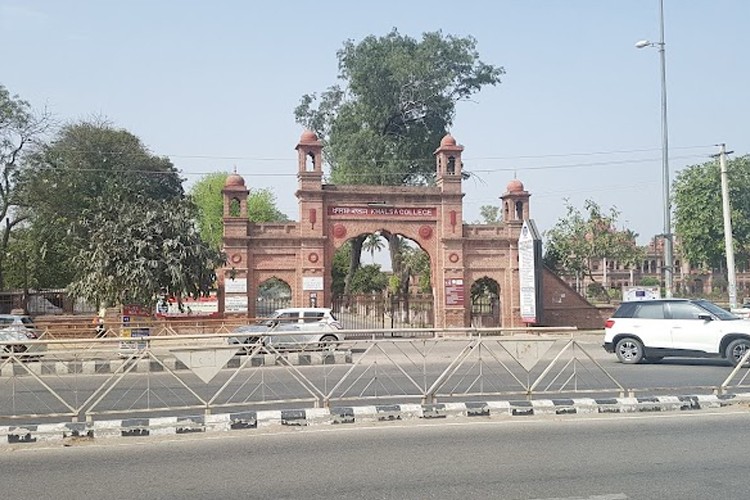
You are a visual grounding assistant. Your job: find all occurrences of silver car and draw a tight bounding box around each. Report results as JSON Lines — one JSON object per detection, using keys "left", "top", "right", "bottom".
{"left": 0, "top": 314, "right": 46, "bottom": 358}
{"left": 229, "top": 321, "right": 342, "bottom": 352}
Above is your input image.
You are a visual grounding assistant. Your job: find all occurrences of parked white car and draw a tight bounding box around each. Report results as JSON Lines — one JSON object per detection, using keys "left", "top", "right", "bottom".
{"left": 603, "top": 298, "right": 750, "bottom": 365}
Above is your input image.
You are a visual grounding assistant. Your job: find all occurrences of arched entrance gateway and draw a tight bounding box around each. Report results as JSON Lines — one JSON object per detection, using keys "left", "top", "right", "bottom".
{"left": 220, "top": 131, "right": 560, "bottom": 329}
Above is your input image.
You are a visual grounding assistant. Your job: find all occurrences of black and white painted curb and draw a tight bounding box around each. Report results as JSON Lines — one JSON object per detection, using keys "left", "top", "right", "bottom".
{"left": 0, "top": 351, "right": 353, "bottom": 378}
{"left": 3, "top": 393, "right": 750, "bottom": 446}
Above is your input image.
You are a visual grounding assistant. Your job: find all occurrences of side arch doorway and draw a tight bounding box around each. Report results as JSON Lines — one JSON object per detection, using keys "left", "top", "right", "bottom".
{"left": 470, "top": 277, "right": 500, "bottom": 328}
{"left": 255, "top": 277, "right": 291, "bottom": 318}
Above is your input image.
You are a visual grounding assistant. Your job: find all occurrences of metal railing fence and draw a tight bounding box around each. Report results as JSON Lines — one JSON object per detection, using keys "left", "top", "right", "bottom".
{"left": 1, "top": 327, "right": 748, "bottom": 425}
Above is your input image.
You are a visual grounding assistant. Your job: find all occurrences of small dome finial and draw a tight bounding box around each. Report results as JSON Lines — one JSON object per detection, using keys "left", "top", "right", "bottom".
{"left": 224, "top": 170, "right": 245, "bottom": 188}
{"left": 506, "top": 179, "right": 525, "bottom": 193}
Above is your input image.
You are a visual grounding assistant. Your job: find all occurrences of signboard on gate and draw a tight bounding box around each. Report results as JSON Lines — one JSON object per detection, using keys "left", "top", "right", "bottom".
{"left": 445, "top": 278, "right": 465, "bottom": 306}
{"left": 518, "top": 220, "right": 542, "bottom": 324}
{"left": 327, "top": 206, "right": 436, "bottom": 218}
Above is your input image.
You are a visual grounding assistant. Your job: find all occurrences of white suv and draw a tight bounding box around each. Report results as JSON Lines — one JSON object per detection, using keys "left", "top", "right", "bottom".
{"left": 603, "top": 298, "right": 750, "bottom": 365}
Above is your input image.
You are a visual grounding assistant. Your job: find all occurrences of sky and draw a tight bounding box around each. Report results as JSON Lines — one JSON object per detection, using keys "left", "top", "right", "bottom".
{"left": 2, "top": 0, "right": 749, "bottom": 246}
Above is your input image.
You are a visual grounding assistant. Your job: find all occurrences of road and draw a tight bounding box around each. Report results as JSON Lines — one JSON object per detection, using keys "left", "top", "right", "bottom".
{"left": 2, "top": 410, "right": 748, "bottom": 499}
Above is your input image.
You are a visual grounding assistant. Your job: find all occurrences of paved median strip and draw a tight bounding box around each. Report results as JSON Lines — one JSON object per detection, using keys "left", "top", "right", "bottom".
{"left": 0, "top": 350, "right": 353, "bottom": 377}
{"left": 3, "top": 392, "right": 749, "bottom": 447}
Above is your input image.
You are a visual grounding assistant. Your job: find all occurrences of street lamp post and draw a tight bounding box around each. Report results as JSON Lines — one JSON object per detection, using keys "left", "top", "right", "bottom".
{"left": 636, "top": 0, "right": 673, "bottom": 298}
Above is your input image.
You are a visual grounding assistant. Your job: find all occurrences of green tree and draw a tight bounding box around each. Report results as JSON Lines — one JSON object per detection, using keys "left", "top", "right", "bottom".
{"left": 350, "top": 264, "right": 388, "bottom": 294}
{"left": 639, "top": 276, "right": 660, "bottom": 287}
{"left": 18, "top": 120, "right": 183, "bottom": 287}
{"left": 3, "top": 226, "right": 71, "bottom": 290}
{"left": 247, "top": 188, "right": 289, "bottom": 224}
{"left": 295, "top": 29, "right": 503, "bottom": 292}
{"left": 331, "top": 241, "right": 352, "bottom": 297}
{"left": 478, "top": 205, "right": 501, "bottom": 224}
{"left": 189, "top": 172, "right": 226, "bottom": 250}
{"left": 673, "top": 155, "right": 750, "bottom": 270}
{"left": 296, "top": 29, "right": 503, "bottom": 185}
{"left": 68, "top": 193, "right": 224, "bottom": 307}
{"left": 0, "top": 85, "right": 51, "bottom": 289}
{"left": 544, "top": 200, "right": 643, "bottom": 298}
{"left": 190, "top": 172, "right": 289, "bottom": 249}
{"left": 362, "top": 232, "right": 384, "bottom": 263}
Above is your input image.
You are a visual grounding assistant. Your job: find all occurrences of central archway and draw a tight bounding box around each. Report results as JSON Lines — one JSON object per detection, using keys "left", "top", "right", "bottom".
{"left": 331, "top": 230, "right": 434, "bottom": 329}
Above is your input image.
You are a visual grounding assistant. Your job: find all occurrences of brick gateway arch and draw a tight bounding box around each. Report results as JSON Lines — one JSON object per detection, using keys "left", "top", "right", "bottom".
{"left": 220, "top": 131, "right": 538, "bottom": 329}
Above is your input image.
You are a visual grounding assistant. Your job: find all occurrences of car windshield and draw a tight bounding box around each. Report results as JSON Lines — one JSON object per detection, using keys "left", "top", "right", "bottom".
{"left": 695, "top": 299, "right": 739, "bottom": 320}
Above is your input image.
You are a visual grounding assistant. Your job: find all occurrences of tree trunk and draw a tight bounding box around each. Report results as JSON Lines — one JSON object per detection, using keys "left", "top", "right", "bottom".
{"left": 382, "top": 231, "right": 403, "bottom": 279}
{"left": 344, "top": 235, "right": 365, "bottom": 296}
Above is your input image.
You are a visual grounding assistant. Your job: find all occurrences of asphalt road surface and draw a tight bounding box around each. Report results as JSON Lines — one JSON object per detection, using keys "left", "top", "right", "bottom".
{"left": 2, "top": 409, "right": 749, "bottom": 499}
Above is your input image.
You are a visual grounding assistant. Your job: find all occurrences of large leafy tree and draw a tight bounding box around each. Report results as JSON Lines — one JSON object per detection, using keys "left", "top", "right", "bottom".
{"left": 68, "top": 193, "right": 223, "bottom": 307}
{"left": 295, "top": 29, "right": 503, "bottom": 293}
{"left": 0, "top": 85, "right": 51, "bottom": 289}
{"left": 18, "top": 120, "right": 183, "bottom": 287}
{"left": 296, "top": 29, "right": 503, "bottom": 185}
{"left": 544, "top": 200, "right": 643, "bottom": 298}
{"left": 673, "top": 155, "right": 750, "bottom": 270}
{"left": 189, "top": 172, "right": 290, "bottom": 249}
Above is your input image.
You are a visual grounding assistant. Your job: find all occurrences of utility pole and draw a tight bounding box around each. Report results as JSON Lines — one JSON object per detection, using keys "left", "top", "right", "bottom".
{"left": 716, "top": 143, "right": 737, "bottom": 309}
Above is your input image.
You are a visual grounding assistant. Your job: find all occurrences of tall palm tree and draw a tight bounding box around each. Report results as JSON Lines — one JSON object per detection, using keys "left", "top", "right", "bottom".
{"left": 362, "top": 232, "right": 384, "bottom": 263}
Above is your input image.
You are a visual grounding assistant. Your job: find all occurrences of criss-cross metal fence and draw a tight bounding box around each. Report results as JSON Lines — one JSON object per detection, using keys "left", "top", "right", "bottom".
{"left": 1, "top": 328, "right": 748, "bottom": 426}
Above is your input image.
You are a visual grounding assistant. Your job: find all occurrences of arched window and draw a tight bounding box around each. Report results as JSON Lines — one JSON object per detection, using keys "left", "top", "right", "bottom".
{"left": 447, "top": 156, "right": 456, "bottom": 175}
{"left": 229, "top": 198, "right": 241, "bottom": 217}
{"left": 306, "top": 151, "right": 315, "bottom": 172}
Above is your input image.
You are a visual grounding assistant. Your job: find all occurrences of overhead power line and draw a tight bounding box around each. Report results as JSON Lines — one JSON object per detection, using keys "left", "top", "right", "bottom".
{"left": 26, "top": 152, "right": 711, "bottom": 178}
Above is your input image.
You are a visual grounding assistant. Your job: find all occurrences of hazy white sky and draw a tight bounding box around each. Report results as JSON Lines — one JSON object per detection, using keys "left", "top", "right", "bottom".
{"left": 2, "top": 0, "right": 748, "bottom": 244}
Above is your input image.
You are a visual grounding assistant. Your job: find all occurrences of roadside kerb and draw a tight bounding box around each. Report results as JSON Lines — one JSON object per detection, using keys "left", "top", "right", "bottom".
{"left": 3, "top": 392, "right": 749, "bottom": 447}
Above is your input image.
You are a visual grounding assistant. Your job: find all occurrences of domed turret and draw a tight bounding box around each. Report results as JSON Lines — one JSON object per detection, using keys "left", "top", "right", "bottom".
{"left": 299, "top": 130, "right": 319, "bottom": 144}
{"left": 224, "top": 172, "right": 246, "bottom": 188}
{"left": 440, "top": 134, "right": 457, "bottom": 147}
{"left": 506, "top": 179, "right": 525, "bottom": 193}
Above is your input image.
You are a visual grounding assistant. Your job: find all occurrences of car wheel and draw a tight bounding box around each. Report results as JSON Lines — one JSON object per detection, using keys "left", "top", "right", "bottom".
{"left": 615, "top": 337, "right": 644, "bottom": 364}
{"left": 726, "top": 338, "right": 750, "bottom": 366}
{"left": 319, "top": 334, "right": 338, "bottom": 350}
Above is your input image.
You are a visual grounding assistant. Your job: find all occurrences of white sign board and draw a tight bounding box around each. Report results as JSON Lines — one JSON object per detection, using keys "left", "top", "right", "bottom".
{"left": 623, "top": 286, "right": 660, "bottom": 301}
{"left": 518, "top": 220, "right": 539, "bottom": 324}
{"left": 302, "top": 276, "right": 324, "bottom": 291}
{"left": 156, "top": 297, "right": 219, "bottom": 316}
{"left": 225, "top": 295, "right": 248, "bottom": 313}
{"left": 225, "top": 278, "right": 247, "bottom": 294}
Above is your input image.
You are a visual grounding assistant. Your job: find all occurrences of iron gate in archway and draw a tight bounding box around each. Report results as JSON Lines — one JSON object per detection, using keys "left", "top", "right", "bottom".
{"left": 332, "top": 294, "right": 434, "bottom": 333}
